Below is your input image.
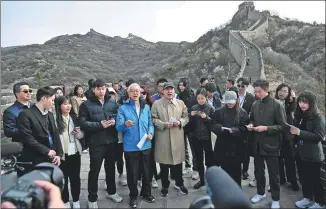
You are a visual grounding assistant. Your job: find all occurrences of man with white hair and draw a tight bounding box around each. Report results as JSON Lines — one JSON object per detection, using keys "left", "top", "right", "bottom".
{"left": 116, "top": 83, "right": 155, "bottom": 208}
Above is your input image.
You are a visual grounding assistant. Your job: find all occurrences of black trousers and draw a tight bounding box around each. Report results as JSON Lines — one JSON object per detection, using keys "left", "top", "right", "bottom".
{"left": 242, "top": 142, "right": 250, "bottom": 172}
{"left": 221, "top": 158, "right": 242, "bottom": 188}
{"left": 278, "top": 141, "right": 297, "bottom": 184}
{"left": 125, "top": 149, "right": 152, "bottom": 198}
{"left": 88, "top": 143, "right": 116, "bottom": 202}
{"left": 138, "top": 138, "right": 158, "bottom": 181}
{"left": 193, "top": 140, "right": 214, "bottom": 182}
{"left": 159, "top": 163, "right": 184, "bottom": 188}
{"left": 254, "top": 155, "right": 280, "bottom": 201}
{"left": 296, "top": 155, "right": 325, "bottom": 205}
{"left": 60, "top": 153, "right": 81, "bottom": 203}
{"left": 115, "top": 142, "right": 124, "bottom": 174}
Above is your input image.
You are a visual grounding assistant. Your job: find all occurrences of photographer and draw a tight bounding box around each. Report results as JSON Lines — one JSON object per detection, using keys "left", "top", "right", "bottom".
{"left": 17, "top": 87, "right": 63, "bottom": 176}
{"left": 1, "top": 181, "right": 65, "bottom": 209}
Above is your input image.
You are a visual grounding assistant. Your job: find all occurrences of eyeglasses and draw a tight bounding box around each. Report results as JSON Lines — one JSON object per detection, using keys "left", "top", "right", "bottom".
{"left": 141, "top": 92, "right": 147, "bottom": 95}
{"left": 21, "top": 89, "right": 32, "bottom": 93}
{"left": 237, "top": 84, "right": 246, "bottom": 88}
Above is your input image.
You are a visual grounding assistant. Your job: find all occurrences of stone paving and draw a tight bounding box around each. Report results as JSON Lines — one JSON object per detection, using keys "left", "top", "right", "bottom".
{"left": 70, "top": 143, "right": 303, "bottom": 208}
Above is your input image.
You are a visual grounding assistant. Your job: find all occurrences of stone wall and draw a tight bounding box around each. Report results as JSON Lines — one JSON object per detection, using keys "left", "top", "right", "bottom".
{"left": 229, "top": 9, "right": 268, "bottom": 81}
{"left": 229, "top": 31, "right": 247, "bottom": 79}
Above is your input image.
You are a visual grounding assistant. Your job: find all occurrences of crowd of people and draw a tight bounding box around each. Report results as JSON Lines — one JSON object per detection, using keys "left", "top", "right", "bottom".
{"left": 2, "top": 76, "right": 325, "bottom": 209}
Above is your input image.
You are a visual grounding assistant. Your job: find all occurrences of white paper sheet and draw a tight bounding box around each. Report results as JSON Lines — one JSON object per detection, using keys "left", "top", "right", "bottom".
{"left": 137, "top": 134, "right": 148, "bottom": 149}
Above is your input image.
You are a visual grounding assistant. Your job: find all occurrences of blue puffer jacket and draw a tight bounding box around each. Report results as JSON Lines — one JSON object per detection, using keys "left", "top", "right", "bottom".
{"left": 116, "top": 98, "right": 154, "bottom": 152}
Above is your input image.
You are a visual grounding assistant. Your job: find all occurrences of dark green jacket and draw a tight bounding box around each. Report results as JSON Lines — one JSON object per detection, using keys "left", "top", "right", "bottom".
{"left": 249, "top": 95, "right": 287, "bottom": 157}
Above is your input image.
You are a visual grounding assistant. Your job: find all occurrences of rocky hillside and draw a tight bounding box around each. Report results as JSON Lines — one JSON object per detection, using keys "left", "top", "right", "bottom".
{"left": 1, "top": 29, "right": 190, "bottom": 89}
{"left": 1, "top": 2, "right": 325, "bottom": 111}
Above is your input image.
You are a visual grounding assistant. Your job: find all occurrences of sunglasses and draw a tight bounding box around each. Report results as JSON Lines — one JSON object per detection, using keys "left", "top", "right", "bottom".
{"left": 141, "top": 92, "right": 147, "bottom": 95}
{"left": 237, "top": 84, "right": 246, "bottom": 88}
{"left": 21, "top": 89, "right": 32, "bottom": 93}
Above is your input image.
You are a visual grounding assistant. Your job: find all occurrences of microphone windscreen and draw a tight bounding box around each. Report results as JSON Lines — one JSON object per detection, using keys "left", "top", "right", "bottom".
{"left": 205, "top": 166, "right": 252, "bottom": 208}
{"left": 1, "top": 142, "right": 23, "bottom": 157}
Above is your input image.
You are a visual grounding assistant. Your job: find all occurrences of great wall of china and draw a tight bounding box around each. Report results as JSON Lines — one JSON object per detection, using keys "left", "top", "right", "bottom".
{"left": 229, "top": 2, "right": 268, "bottom": 84}
{"left": 0, "top": 2, "right": 268, "bottom": 141}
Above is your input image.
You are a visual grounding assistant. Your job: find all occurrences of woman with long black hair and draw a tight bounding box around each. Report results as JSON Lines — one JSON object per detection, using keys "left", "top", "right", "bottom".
{"left": 291, "top": 91, "right": 325, "bottom": 208}
{"left": 55, "top": 96, "right": 83, "bottom": 209}
{"left": 211, "top": 91, "right": 249, "bottom": 187}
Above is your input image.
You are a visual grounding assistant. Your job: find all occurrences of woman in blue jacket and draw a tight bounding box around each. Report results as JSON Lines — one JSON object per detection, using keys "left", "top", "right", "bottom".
{"left": 116, "top": 83, "right": 155, "bottom": 209}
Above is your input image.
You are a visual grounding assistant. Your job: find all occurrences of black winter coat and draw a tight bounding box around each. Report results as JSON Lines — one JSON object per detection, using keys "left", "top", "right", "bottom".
{"left": 294, "top": 113, "right": 325, "bottom": 162}
{"left": 211, "top": 106, "right": 249, "bottom": 165}
{"left": 189, "top": 103, "right": 215, "bottom": 141}
{"left": 78, "top": 93, "right": 119, "bottom": 147}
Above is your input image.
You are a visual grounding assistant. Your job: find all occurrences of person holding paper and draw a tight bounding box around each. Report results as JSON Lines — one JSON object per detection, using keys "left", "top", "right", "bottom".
{"left": 188, "top": 88, "right": 215, "bottom": 189}
{"left": 54, "top": 96, "right": 83, "bottom": 209}
{"left": 151, "top": 82, "right": 189, "bottom": 197}
{"left": 247, "top": 80, "right": 287, "bottom": 209}
{"left": 116, "top": 83, "right": 155, "bottom": 208}
{"left": 290, "top": 91, "right": 325, "bottom": 209}
{"left": 211, "top": 91, "right": 249, "bottom": 187}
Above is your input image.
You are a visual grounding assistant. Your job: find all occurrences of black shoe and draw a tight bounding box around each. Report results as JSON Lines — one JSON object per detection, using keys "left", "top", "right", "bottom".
{"left": 280, "top": 178, "right": 286, "bottom": 185}
{"left": 174, "top": 185, "right": 188, "bottom": 195}
{"left": 160, "top": 188, "right": 168, "bottom": 197}
{"left": 129, "top": 198, "right": 137, "bottom": 208}
{"left": 143, "top": 195, "right": 155, "bottom": 203}
{"left": 194, "top": 181, "right": 205, "bottom": 189}
{"left": 290, "top": 181, "right": 300, "bottom": 191}
{"left": 242, "top": 171, "right": 249, "bottom": 180}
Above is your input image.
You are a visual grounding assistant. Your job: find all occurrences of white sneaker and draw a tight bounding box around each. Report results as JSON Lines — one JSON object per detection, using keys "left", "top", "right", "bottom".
{"left": 308, "top": 202, "right": 324, "bottom": 208}
{"left": 295, "top": 198, "right": 314, "bottom": 208}
{"left": 106, "top": 193, "right": 123, "bottom": 203}
{"left": 64, "top": 202, "right": 71, "bottom": 209}
{"left": 152, "top": 178, "right": 158, "bottom": 188}
{"left": 271, "top": 201, "right": 280, "bottom": 209}
{"left": 191, "top": 171, "right": 199, "bottom": 180}
{"left": 82, "top": 149, "right": 88, "bottom": 154}
{"left": 251, "top": 194, "right": 266, "bottom": 204}
{"left": 118, "top": 174, "right": 127, "bottom": 186}
{"left": 138, "top": 180, "right": 142, "bottom": 188}
{"left": 183, "top": 167, "right": 193, "bottom": 177}
{"left": 73, "top": 201, "right": 80, "bottom": 209}
{"left": 249, "top": 178, "right": 257, "bottom": 187}
{"left": 88, "top": 201, "right": 98, "bottom": 209}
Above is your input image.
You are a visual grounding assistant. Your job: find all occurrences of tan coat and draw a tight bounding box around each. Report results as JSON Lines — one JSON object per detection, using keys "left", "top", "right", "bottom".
{"left": 71, "top": 96, "right": 86, "bottom": 117}
{"left": 151, "top": 97, "right": 189, "bottom": 165}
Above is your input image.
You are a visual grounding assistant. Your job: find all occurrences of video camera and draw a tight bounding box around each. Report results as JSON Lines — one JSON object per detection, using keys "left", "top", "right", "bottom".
{"left": 189, "top": 166, "right": 252, "bottom": 209}
{"left": 1, "top": 142, "right": 64, "bottom": 209}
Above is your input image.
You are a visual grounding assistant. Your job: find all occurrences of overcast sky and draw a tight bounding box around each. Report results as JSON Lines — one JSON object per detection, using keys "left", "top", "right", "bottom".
{"left": 1, "top": 1, "right": 325, "bottom": 47}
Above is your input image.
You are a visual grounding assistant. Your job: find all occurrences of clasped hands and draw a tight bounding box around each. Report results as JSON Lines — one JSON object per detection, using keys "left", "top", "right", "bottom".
{"left": 101, "top": 119, "right": 115, "bottom": 128}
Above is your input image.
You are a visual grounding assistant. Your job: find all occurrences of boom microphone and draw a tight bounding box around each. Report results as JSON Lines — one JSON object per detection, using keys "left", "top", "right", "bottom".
{"left": 205, "top": 166, "right": 252, "bottom": 208}
{"left": 1, "top": 142, "right": 23, "bottom": 157}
